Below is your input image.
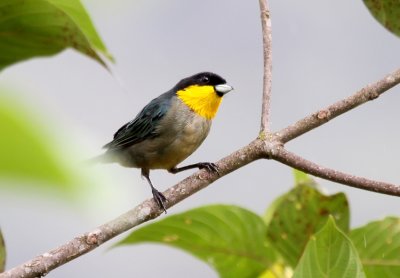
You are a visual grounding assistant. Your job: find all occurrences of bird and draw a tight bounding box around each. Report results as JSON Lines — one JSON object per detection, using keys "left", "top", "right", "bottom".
{"left": 99, "top": 72, "right": 233, "bottom": 212}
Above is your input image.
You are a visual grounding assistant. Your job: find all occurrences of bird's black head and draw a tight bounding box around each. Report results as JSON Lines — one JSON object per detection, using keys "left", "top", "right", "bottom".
{"left": 174, "top": 72, "right": 234, "bottom": 119}
{"left": 174, "top": 72, "right": 227, "bottom": 92}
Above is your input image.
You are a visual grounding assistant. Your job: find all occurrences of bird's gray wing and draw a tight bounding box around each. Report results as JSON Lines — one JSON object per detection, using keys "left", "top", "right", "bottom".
{"left": 103, "top": 91, "right": 174, "bottom": 151}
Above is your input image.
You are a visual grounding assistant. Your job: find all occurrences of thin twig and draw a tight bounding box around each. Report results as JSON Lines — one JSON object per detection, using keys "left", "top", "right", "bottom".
{"left": 276, "top": 68, "right": 400, "bottom": 143}
{"left": 272, "top": 147, "right": 400, "bottom": 195}
{"left": 259, "top": 0, "right": 273, "bottom": 132}
{"left": 0, "top": 140, "right": 264, "bottom": 278}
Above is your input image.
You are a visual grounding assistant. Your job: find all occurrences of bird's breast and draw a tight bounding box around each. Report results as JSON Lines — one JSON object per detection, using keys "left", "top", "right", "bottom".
{"left": 151, "top": 100, "right": 211, "bottom": 169}
{"left": 168, "top": 113, "right": 211, "bottom": 160}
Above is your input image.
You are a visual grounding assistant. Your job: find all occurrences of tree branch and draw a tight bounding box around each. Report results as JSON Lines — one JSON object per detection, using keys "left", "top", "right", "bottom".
{"left": 276, "top": 68, "right": 400, "bottom": 143}
{"left": 0, "top": 140, "right": 265, "bottom": 278}
{"left": 259, "top": 0, "right": 273, "bottom": 132}
{"left": 272, "top": 147, "right": 400, "bottom": 196}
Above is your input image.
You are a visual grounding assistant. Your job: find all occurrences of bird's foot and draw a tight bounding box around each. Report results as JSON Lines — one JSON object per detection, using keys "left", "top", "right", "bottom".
{"left": 198, "top": 162, "right": 220, "bottom": 175}
{"left": 151, "top": 188, "right": 167, "bottom": 213}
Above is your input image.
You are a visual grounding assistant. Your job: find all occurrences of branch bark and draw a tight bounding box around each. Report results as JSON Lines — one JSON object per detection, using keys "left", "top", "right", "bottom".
{"left": 259, "top": 0, "right": 273, "bottom": 132}
{"left": 272, "top": 147, "right": 400, "bottom": 196}
{"left": 276, "top": 68, "right": 400, "bottom": 143}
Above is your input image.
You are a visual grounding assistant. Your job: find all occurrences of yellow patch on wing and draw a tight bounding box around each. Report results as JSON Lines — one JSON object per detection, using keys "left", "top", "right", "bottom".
{"left": 176, "top": 85, "right": 222, "bottom": 119}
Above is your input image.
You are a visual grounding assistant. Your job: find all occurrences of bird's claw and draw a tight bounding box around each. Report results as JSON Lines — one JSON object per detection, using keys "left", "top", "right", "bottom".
{"left": 198, "top": 162, "right": 220, "bottom": 176}
{"left": 151, "top": 188, "right": 167, "bottom": 213}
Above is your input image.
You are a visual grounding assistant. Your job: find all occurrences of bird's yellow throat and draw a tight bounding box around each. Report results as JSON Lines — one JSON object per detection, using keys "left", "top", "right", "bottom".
{"left": 176, "top": 85, "right": 222, "bottom": 120}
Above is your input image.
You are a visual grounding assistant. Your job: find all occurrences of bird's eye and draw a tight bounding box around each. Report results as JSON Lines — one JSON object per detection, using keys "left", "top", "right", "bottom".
{"left": 201, "top": 76, "right": 209, "bottom": 83}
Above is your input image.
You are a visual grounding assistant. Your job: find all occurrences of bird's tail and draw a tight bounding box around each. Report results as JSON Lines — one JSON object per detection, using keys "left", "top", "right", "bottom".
{"left": 84, "top": 153, "right": 115, "bottom": 166}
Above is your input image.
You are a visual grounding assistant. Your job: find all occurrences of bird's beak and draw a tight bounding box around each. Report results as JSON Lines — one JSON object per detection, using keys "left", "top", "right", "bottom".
{"left": 215, "top": 84, "right": 234, "bottom": 95}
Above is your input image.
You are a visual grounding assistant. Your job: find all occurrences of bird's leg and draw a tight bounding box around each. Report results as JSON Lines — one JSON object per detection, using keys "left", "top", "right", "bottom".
{"left": 141, "top": 169, "right": 167, "bottom": 213}
{"left": 169, "top": 162, "right": 219, "bottom": 175}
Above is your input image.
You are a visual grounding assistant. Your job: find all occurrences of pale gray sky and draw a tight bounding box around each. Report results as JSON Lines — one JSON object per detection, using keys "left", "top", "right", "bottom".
{"left": 1, "top": 0, "right": 400, "bottom": 277}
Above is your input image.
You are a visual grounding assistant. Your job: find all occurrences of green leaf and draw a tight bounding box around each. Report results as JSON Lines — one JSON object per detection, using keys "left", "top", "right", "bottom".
{"left": 293, "top": 217, "right": 365, "bottom": 278}
{"left": 116, "top": 205, "right": 276, "bottom": 278}
{"left": 0, "top": 229, "right": 5, "bottom": 272}
{"left": 364, "top": 0, "right": 400, "bottom": 38}
{"left": 293, "top": 169, "right": 313, "bottom": 186}
{"left": 0, "top": 0, "right": 112, "bottom": 70}
{"left": 265, "top": 184, "right": 349, "bottom": 267}
{"left": 259, "top": 262, "right": 293, "bottom": 278}
{"left": 0, "top": 93, "right": 80, "bottom": 196}
{"left": 350, "top": 217, "right": 400, "bottom": 277}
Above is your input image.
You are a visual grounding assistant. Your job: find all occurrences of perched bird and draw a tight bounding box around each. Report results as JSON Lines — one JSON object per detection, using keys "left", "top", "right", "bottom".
{"left": 100, "top": 72, "right": 233, "bottom": 212}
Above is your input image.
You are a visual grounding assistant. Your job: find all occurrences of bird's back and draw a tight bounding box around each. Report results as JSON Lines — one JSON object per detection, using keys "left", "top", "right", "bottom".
{"left": 104, "top": 90, "right": 175, "bottom": 151}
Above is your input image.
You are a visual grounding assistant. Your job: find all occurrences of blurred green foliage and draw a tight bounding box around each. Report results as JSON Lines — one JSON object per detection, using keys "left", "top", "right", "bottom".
{"left": 293, "top": 170, "right": 312, "bottom": 186}
{"left": 265, "top": 182, "right": 349, "bottom": 268}
{"left": 293, "top": 217, "right": 365, "bottom": 278}
{"left": 117, "top": 205, "right": 277, "bottom": 278}
{"left": 0, "top": 0, "right": 112, "bottom": 71}
{"left": 0, "top": 229, "right": 5, "bottom": 272}
{"left": 0, "top": 93, "right": 82, "bottom": 197}
{"left": 351, "top": 217, "right": 400, "bottom": 277}
{"left": 364, "top": 0, "right": 400, "bottom": 38}
{"left": 118, "top": 171, "right": 400, "bottom": 278}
